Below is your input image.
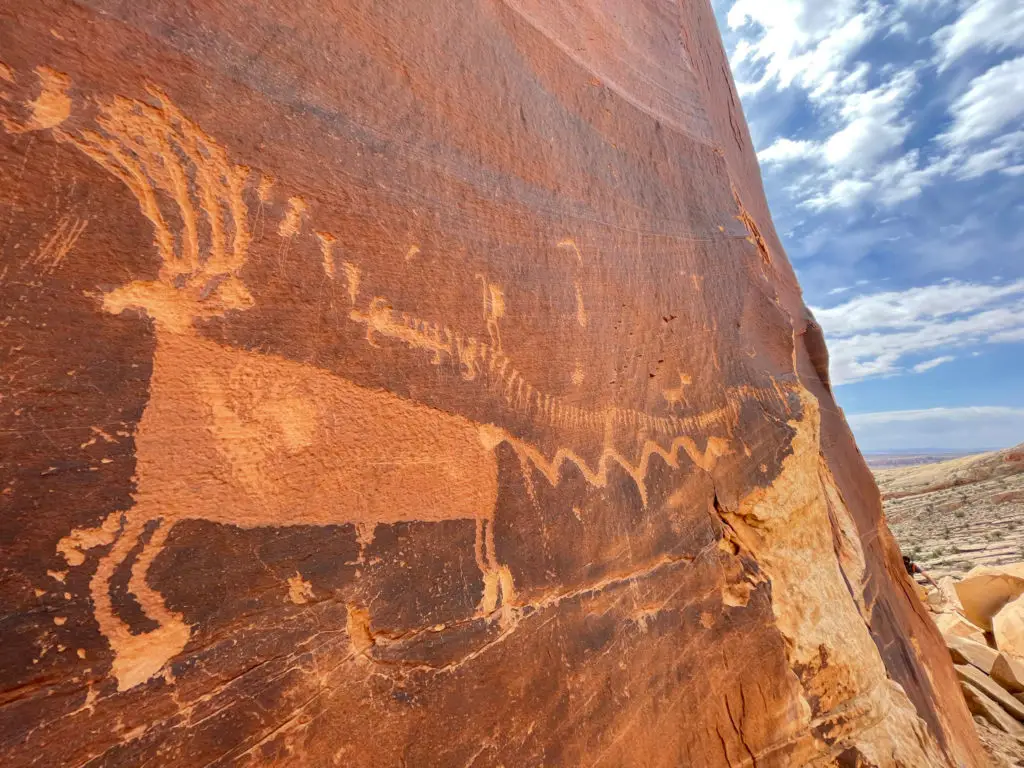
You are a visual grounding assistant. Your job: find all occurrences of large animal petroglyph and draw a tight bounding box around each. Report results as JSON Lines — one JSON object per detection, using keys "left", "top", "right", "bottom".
{"left": 7, "top": 69, "right": 751, "bottom": 690}
{"left": 42, "top": 84, "right": 511, "bottom": 690}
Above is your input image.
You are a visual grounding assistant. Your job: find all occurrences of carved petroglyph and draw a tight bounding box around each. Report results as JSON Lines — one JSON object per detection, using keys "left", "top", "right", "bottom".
{"left": 662, "top": 373, "right": 692, "bottom": 412}
{"left": 480, "top": 425, "right": 730, "bottom": 507}
{"left": 52, "top": 86, "right": 254, "bottom": 332}
{"left": 558, "top": 239, "right": 588, "bottom": 329}
{"left": 346, "top": 604, "right": 375, "bottom": 657}
{"left": 34, "top": 78, "right": 776, "bottom": 693}
{"left": 2, "top": 66, "right": 71, "bottom": 132}
{"left": 257, "top": 174, "right": 274, "bottom": 203}
{"left": 477, "top": 274, "right": 506, "bottom": 353}
{"left": 573, "top": 284, "right": 588, "bottom": 328}
{"left": 58, "top": 329, "right": 513, "bottom": 691}
{"left": 0, "top": 66, "right": 68, "bottom": 134}
{"left": 287, "top": 574, "right": 315, "bottom": 605}
{"left": 342, "top": 261, "right": 361, "bottom": 304}
{"left": 45, "top": 85, "right": 511, "bottom": 691}
{"left": 278, "top": 196, "right": 306, "bottom": 238}
{"left": 30, "top": 214, "right": 87, "bottom": 274}
{"left": 571, "top": 361, "right": 585, "bottom": 387}
{"left": 347, "top": 284, "right": 749, "bottom": 446}
{"left": 27, "top": 67, "right": 71, "bottom": 131}
{"left": 316, "top": 231, "right": 336, "bottom": 278}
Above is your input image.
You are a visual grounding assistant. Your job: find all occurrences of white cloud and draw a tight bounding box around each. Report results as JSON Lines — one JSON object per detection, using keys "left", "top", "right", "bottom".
{"left": 757, "top": 137, "right": 822, "bottom": 164}
{"left": 934, "top": 0, "right": 1024, "bottom": 70}
{"left": 850, "top": 405, "right": 1024, "bottom": 426}
{"left": 812, "top": 279, "right": 1024, "bottom": 384}
{"left": 726, "top": 0, "right": 880, "bottom": 98}
{"left": 990, "top": 327, "right": 1024, "bottom": 343}
{"left": 828, "top": 312, "right": 1017, "bottom": 383}
{"left": 846, "top": 406, "right": 1024, "bottom": 452}
{"left": 813, "top": 278, "right": 1024, "bottom": 335}
{"left": 955, "top": 131, "right": 1024, "bottom": 178}
{"left": 803, "top": 178, "right": 874, "bottom": 210}
{"left": 723, "top": 0, "right": 1024, "bottom": 207}
{"left": 941, "top": 56, "right": 1024, "bottom": 146}
{"left": 824, "top": 70, "right": 917, "bottom": 169}
{"left": 912, "top": 355, "right": 955, "bottom": 372}
{"left": 756, "top": 69, "right": 940, "bottom": 210}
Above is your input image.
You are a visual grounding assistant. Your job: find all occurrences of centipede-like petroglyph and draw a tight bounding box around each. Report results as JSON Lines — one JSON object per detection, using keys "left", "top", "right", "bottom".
{"left": 3, "top": 67, "right": 774, "bottom": 690}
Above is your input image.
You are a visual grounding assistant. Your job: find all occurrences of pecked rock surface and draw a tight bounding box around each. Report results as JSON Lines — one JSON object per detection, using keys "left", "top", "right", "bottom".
{"left": 0, "top": 1, "right": 984, "bottom": 765}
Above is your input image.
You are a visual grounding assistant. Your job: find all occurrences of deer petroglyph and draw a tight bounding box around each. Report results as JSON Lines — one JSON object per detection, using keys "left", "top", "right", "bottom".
{"left": 29, "top": 76, "right": 740, "bottom": 691}
{"left": 50, "top": 86, "right": 511, "bottom": 691}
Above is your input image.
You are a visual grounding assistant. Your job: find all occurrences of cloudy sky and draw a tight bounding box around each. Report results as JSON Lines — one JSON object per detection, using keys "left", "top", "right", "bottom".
{"left": 712, "top": 0, "right": 1024, "bottom": 452}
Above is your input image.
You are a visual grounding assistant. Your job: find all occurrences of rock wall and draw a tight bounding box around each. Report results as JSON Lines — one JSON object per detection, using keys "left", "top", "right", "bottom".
{"left": 0, "top": 1, "right": 984, "bottom": 765}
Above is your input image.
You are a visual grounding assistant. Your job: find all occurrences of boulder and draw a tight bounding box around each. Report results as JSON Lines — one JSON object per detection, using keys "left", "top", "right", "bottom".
{"left": 938, "top": 575, "right": 964, "bottom": 611}
{"left": 936, "top": 611, "right": 989, "bottom": 644}
{"left": 955, "top": 664, "right": 1024, "bottom": 721}
{"left": 0, "top": 1, "right": 985, "bottom": 766}
{"left": 956, "top": 564, "right": 1024, "bottom": 630}
{"left": 947, "top": 635, "right": 1000, "bottom": 675}
{"left": 994, "top": 593, "right": 1024, "bottom": 659}
{"left": 926, "top": 588, "right": 944, "bottom": 609}
{"left": 961, "top": 681, "right": 1024, "bottom": 738}
{"left": 991, "top": 653, "right": 1024, "bottom": 694}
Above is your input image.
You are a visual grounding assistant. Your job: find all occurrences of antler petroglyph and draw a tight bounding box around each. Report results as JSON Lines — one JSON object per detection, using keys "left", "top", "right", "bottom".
{"left": 54, "top": 87, "right": 254, "bottom": 330}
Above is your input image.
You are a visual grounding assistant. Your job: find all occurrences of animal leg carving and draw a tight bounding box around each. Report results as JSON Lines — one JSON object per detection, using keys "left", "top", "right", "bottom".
{"left": 126, "top": 518, "right": 190, "bottom": 683}
{"left": 476, "top": 518, "right": 515, "bottom": 616}
{"left": 88, "top": 512, "right": 189, "bottom": 691}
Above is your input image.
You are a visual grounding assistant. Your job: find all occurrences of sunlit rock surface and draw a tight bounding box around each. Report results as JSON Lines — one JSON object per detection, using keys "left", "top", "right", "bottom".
{"left": 0, "top": 1, "right": 984, "bottom": 765}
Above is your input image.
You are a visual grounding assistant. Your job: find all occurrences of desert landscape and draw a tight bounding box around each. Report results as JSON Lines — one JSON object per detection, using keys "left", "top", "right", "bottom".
{"left": 880, "top": 444, "right": 1024, "bottom": 580}
{"left": 879, "top": 444, "right": 1024, "bottom": 764}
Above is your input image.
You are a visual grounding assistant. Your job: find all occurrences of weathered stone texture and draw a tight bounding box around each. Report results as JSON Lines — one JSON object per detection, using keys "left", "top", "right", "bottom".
{"left": 0, "top": 1, "right": 984, "bottom": 765}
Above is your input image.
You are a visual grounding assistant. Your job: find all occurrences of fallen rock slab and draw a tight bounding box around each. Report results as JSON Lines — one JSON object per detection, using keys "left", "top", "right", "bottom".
{"left": 937, "top": 611, "right": 989, "bottom": 644}
{"left": 961, "top": 681, "right": 1024, "bottom": 738}
{"left": 939, "top": 575, "right": 964, "bottom": 611}
{"left": 974, "top": 716, "right": 1024, "bottom": 768}
{"left": 956, "top": 564, "right": 1024, "bottom": 630}
{"left": 994, "top": 593, "right": 1024, "bottom": 660}
{"left": 956, "top": 664, "right": 1024, "bottom": 721}
{"left": 992, "top": 653, "right": 1024, "bottom": 694}
{"left": 947, "top": 635, "right": 1000, "bottom": 675}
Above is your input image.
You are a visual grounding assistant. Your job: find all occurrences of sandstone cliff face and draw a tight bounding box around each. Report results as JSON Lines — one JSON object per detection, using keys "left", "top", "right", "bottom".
{"left": 0, "top": 1, "right": 984, "bottom": 765}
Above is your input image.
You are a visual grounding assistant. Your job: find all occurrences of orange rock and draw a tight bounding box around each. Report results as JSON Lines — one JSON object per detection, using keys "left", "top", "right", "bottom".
{"left": 961, "top": 682, "right": 1024, "bottom": 737}
{"left": 956, "top": 664, "right": 1024, "bottom": 721}
{"left": 936, "top": 611, "right": 989, "bottom": 644}
{"left": 956, "top": 564, "right": 1024, "bottom": 630}
{"left": 0, "top": 1, "right": 985, "bottom": 766}
{"left": 991, "top": 652, "right": 1024, "bottom": 694}
{"left": 946, "top": 635, "right": 999, "bottom": 675}
{"left": 994, "top": 593, "right": 1024, "bottom": 660}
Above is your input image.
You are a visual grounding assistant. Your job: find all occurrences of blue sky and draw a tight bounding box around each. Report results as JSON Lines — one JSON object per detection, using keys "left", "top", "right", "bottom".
{"left": 712, "top": 0, "right": 1024, "bottom": 452}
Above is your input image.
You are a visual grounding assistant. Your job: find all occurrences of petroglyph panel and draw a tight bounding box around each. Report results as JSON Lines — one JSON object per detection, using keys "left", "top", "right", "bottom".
{"left": 0, "top": 2, "right": 983, "bottom": 766}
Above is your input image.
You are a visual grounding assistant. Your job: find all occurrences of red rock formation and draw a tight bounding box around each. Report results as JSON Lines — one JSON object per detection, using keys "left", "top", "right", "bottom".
{"left": 0, "top": 1, "right": 984, "bottom": 765}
